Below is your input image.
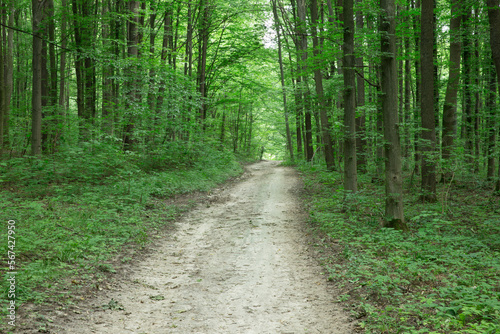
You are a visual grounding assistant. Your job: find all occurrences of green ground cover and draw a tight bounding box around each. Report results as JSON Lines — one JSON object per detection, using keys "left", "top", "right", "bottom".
{"left": 298, "top": 163, "right": 500, "bottom": 334}
{"left": 0, "top": 141, "right": 243, "bottom": 331}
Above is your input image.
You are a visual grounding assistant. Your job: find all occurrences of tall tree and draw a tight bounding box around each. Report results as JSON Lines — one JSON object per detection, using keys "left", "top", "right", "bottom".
{"left": 487, "top": 0, "right": 500, "bottom": 85}
{"left": 441, "top": 0, "right": 461, "bottom": 180}
{"left": 123, "top": 0, "right": 140, "bottom": 150}
{"left": 343, "top": 0, "right": 357, "bottom": 193}
{"left": 420, "top": 0, "right": 437, "bottom": 202}
{"left": 271, "top": 0, "right": 294, "bottom": 161}
{"left": 380, "top": 0, "right": 406, "bottom": 230}
{"left": 32, "top": 0, "right": 47, "bottom": 155}
{"left": 487, "top": 0, "right": 500, "bottom": 191}
{"left": 296, "top": 0, "right": 314, "bottom": 161}
{"left": 310, "top": 0, "right": 334, "bottom": 170}
{"left": 355, "top": 1, "right": 367, "bottom": 172}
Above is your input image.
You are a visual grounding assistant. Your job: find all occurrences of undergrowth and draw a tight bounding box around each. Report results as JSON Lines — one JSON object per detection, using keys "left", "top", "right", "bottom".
{"left": 0, "top": 140, "right": 243, "bottom": 331}
{"left": 298, "top": 163, "right": 500, "bottom": 334}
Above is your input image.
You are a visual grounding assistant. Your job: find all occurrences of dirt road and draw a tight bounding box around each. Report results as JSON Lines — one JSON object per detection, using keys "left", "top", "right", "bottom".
{"left": 48, "top": 161, "right": 353, "bottom": 333}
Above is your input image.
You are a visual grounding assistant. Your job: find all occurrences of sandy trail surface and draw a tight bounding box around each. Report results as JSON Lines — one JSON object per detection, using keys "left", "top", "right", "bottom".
{"left": 45, "top": 160, "right": 353, "bottom": 333}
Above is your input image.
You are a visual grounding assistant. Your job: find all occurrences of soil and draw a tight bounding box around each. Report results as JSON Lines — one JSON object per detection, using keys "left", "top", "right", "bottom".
{"left": 22, "top": 160, "right": 354, "bottom": 334}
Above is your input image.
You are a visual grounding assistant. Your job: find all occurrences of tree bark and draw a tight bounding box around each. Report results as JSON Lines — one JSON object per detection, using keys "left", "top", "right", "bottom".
{"left": 343, "top": 0, "right": 357, "bottom": 193}
{"left": 198, "top": 0, "right": 211, "bottom": 123}
{"left": 296, "top": 0, "right": 313, "bottom": 161}
{"left": 355, "top": 1, "right": 366, "bottom": 172}
{"left": 488, "top": 0, "right": 500, "bottom": 85}
{"left": 486, "top": 61, "right": 497, "bottom": 181}
{"left": 101, "top": 0, "right": 114, "bottom": 134}
{"left": 1, "top": 5, "right": 13, "bottom": 150}
{"left": 486, "top": 0, "right": 500, "bottom": 190}
{"left": 310, "top": 0, "right": 334, "bottom": 169}
{"left": 413, "top": 0, "right": 421, "bottom": 175}
{"left": 380, "top": 0, "right": 406, "bottom": 230}
{"left": 441, "top": 0, "right": 461, "bottom": 179}
{"left": 123, "top": 0, "right": 140, "bottom": 150}
{"left": 420, "top": 0, "right": 437, "bottom": 202}
{"left": 32, "top": 0, "right": 46, "bottom": 155}
{"left": 59, "top": 0, "right": 68, "bottom": 111}
{"left": 462, "top": 7, "right": 474, "bottom": 165}
{"left": 272, "top": 0, "right": 294, "bottom": 161}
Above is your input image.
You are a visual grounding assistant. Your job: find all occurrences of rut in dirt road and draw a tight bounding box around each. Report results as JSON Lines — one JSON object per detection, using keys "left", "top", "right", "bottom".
{"left": 49, "top": 160, "right": 353, "bottom": 334}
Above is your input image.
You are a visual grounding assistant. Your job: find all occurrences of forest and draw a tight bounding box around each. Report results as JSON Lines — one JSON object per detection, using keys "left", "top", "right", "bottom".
{"left": 0, "top": 0, "right": 499, "bottom": 332}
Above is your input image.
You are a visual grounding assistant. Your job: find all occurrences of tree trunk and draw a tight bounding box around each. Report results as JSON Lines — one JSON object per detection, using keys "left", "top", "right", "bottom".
{"left": 462, "top": 7, "right": 474, "bottom": 165}
{"left": 272, "top": 0, "right": 294, "bottom": 161}
{"left": 380, "top": 0, "right": 406, "bottom": 230}
{"left": 32, "top": 0, "right": 46, "bottom": 155}
{"left": 59, "top": 0, "right": 68, "bottom": 112}
{"left": 486, "top": 61, "right": 497, "bottom": 181}
{"left": 102, "top": 0, "right": 114, "bottom": 134}
{"left": 343, "top": 0, "right": 357, "bottom": 193}
{"left": 355, "top": 1, "right": 367, "bottom": 172}
{"left": 488, "top": 0, "right": 500, "bottom": 85}
{"left": 441, "top": 0, "right": 461, "bottom": 180}
{"left": 420, "top": 0, "right": 437, "bottom": 202}
{"left": 198, "top": 0, "right": 211, "bottom": 123}
{"left": 123, "top": 0, "right": 140, "bottom": 150}
{"left": 310, "top": 0, "right": 333, "bottom": 169}
{"left": 486, "top": 0, "right": 500, "bottom": 190}
{"left": 296, "top": 0, "right": 313, "bottom": 161}
{"left": 1, "top": 5, "right": 13, "bottom": 150}
{"left": 404, "top": 34, "right": 411, "bottom": 160}
{"left": 184, "top": 0, "right": 193, "bottom": 77}
{"left": 413, "top": 0, "right": 421, "bottom": 175}
{"left": 146, "top": 2, "right": 157, "bottom": 113}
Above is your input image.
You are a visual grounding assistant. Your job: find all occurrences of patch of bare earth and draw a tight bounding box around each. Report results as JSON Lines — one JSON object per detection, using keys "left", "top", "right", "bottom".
{"left": 25, "top": 160, "right": 354, "bottom": 334}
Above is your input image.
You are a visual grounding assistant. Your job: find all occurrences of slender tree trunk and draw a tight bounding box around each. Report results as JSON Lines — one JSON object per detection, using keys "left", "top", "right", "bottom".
{"left": 272, "top": 0, "right": 294, "bottom": 161}
{"left": 343, "top": 0, "right": 357, "bottom": 193}
{"left": 462, "top": 7, "right": 474, "bottom": 165}
{"left": 310, "top": 0, "right": 333, "bottom": 169}
{"left": 380, "top": 0, "right": 406, "bottom": 230}
{"left": 486, "top": 0, "right": 500, "bottom": 188}
{"left": 156, "top": 5, "right": 173, "bottom": 120}
{"left": 420, "top": 0, "right": 437, "bottom": 202}
{"left": 72, "top": 0, "right": 86, "bottom": 139}
{"left": 441, "top": 0, "right": 461, "bottom": 180}
{"left": 102, "top": 0, "right": 114, "bottom": 134}
{"left": 413, "top": 0, "right": 421, "bottom": 175}
{"left": 198, "top": 0, "right": 211, "bottom": 123}
{"left": 1, "top": 5, "right": 13, "bottom": 150}
{"left": 404, "top": 34, "right": 411, "bottom": 160}
{"left": 184, "top": 0, "right": 193, "bottom": 77}
{"left": 147, "top": 2, "right": 157, "bottom": 113}
{"left": 488, "top": 0, "right": 500, "bottom": 85}
{"left": 32, "top": 0, "right": 46, "bottom": 155}
{"left": 355, "top": 1, "right": 367, "bottom": 172}
{"left": 123, "top": 0, "right": 140, "bottom": 150}
{"left": 59, "top": 0, "right": 67, "bottom": 112}
{"left": 486, "top": 61, "right": 497, "bottom": 181}
{"left": 296, "top": 0, "right": 313, "bottom": 161}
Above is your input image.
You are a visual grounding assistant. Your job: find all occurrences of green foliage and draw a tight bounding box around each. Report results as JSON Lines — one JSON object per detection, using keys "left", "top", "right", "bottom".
{"left": 0, "top": 141, "right": 242, "bottom": 329}
{"left": 299, "top": 164, "right": 500, "bottom": 333}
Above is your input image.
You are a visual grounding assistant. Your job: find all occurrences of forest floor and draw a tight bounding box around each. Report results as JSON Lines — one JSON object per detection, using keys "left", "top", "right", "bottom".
{"left": 19, "top": 160, "right": 354, "bottom": 333}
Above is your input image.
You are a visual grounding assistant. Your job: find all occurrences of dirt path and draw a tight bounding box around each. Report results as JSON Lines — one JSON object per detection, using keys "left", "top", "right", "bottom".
{"left": 48, "top": 161, "right": 353, "bottom": 333}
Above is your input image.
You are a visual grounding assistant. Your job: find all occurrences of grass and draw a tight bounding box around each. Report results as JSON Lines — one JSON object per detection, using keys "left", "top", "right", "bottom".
{"left": 0, "top": 140, "right": 243, "bottom": 332}
{"left": 298, "top": 162, "right": 500, "bottom": 334}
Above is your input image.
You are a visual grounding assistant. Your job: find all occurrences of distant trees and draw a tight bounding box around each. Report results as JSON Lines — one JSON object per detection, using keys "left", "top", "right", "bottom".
{"left": 270, "top": 0, "right": 499, "bottom": 227}
{"left": 0, "top": 0, "right": 499, "bottom": 220}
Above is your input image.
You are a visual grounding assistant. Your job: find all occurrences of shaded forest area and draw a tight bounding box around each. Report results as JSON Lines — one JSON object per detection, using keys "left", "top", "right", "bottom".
{"left": 0, "top": 0, "right": 499, "bottom": 332}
